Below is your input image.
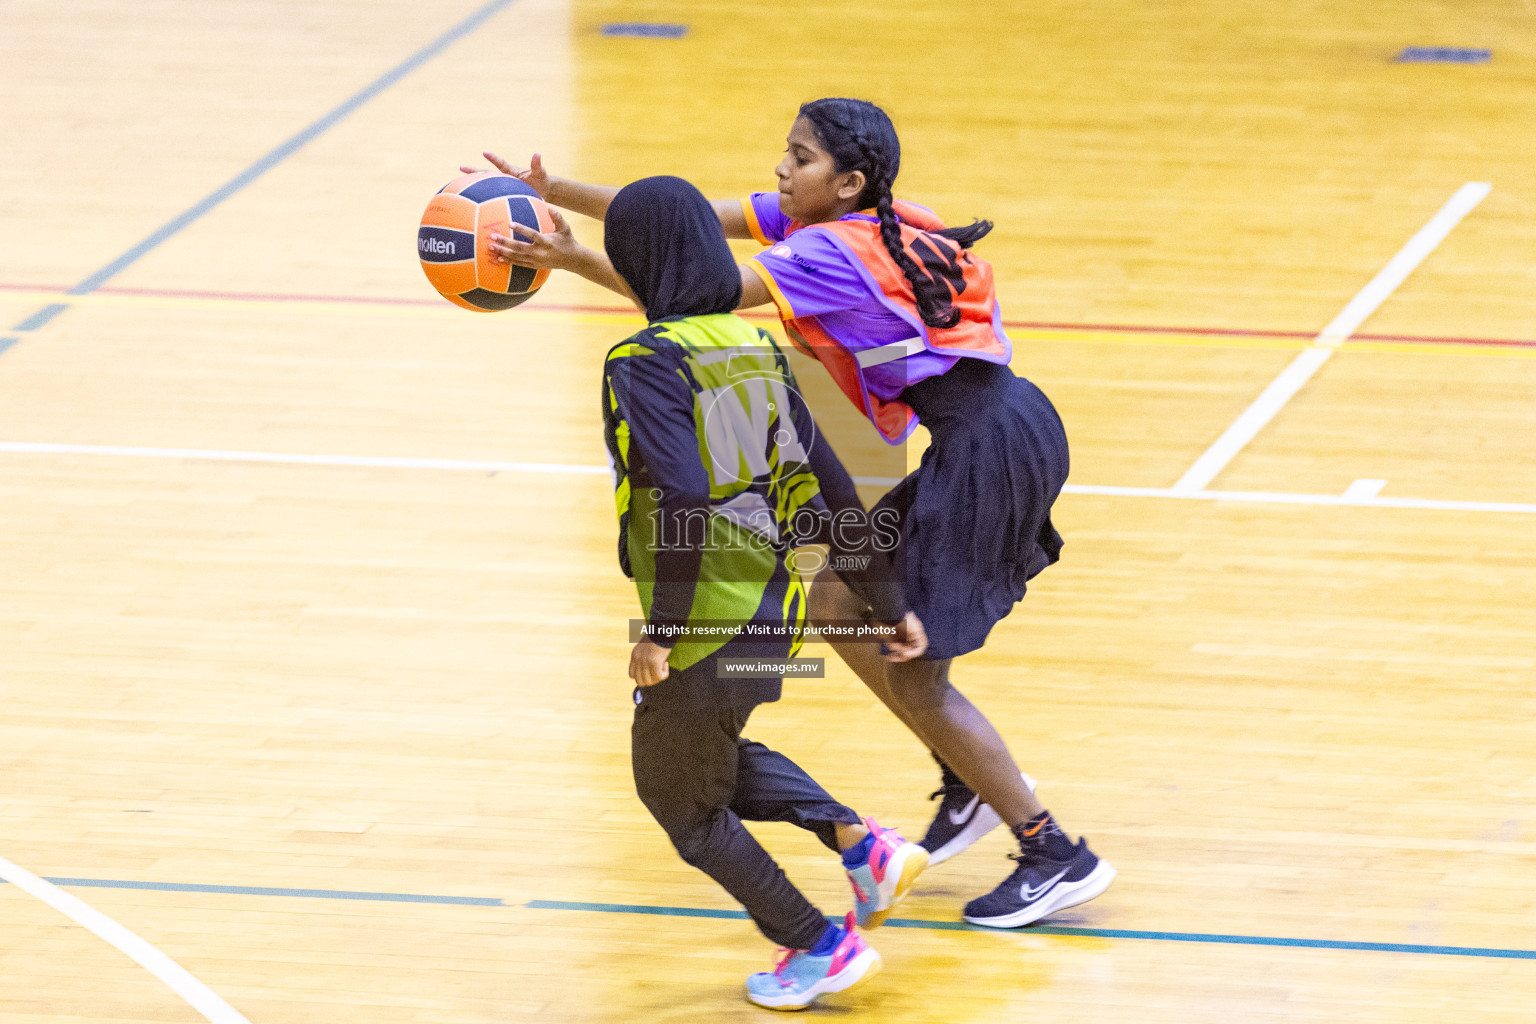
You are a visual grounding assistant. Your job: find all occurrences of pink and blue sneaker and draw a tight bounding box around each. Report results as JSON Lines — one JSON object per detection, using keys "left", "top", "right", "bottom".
{"left": 745, "top": 912, "right": 881, "bottom": 1011}
{"left": 843, "top": 817, "right": 929, "bottom": 929}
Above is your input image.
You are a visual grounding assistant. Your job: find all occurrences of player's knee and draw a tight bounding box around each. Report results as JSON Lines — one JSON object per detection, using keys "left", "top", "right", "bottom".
{"left": 632, "top": 763, "right": 680, "bottom": 823}
{"left": 666, "top": 811, "right": 728, "bottom": 869}
{"left": 887, "top": 661, "right": 949, "bottom": 712}
{"left": 633, "top": 774, "right": 721, "bottom": 866}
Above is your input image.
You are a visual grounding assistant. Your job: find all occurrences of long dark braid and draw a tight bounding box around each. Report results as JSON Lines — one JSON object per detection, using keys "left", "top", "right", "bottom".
{"left": 798, "top": 98, "right": 993, "bottom": 329}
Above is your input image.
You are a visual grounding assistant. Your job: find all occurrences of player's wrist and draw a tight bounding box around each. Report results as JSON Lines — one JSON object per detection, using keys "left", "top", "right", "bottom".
{"left": 541, "top": 175, "right": 571, "bottom": 206}
{"left": 570, "top": 245, "right": 608, "bottom": 278}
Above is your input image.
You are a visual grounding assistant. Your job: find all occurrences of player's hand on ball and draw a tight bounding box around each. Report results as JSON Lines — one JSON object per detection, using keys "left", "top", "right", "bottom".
{"left": 458, "top": 151, "right": 552, "bottom": 198}
{"left": 488, "top": 209, "right": 574, "bottom": 267}
{"left": 488, "top": 208, "right": 577, "bottom": 270}
{"left": 629, "top": 639, "right": 671, "bottom": 687}
{"left": 882, "top": 611, "right": 928, "bottom": 662}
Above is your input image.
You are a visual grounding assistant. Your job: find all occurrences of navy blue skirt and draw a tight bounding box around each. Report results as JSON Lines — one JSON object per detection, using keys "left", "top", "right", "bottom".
{"left": 873, "top": 358, "right": 1069, "bottom": 660}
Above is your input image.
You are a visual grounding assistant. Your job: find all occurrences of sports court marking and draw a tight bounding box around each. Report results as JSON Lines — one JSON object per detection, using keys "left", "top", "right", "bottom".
{"left": 2, "top": 875, "right": 1530, "bottom": 961}
{"left": 0, "top": 442, "right": 614, "bottom": 477}
{"left": 525, "top": 900, "right": 1536, "bottom": 961}
{"left": 35, "top": 877, "right": 504, "bottom": 906}
{"left": 11, "top": 302, "right": 70, "bottom": 332}
{"left": 1, "top": 5, "right": 519, "bottom": 1010}
{"left": 3, "top": 442, "right": 1534, "bottom": 515}
{"left": 600, "top": 22, "right": 688, "bottom": 37}
{"left": 0, "top": 856, "right": 253, "bottom": 1024}
{"left": 1172, "top": 183, "right": 1492, "bottom": 494}
{"left": 1397, "top": 47, "right": 1492, "bottom": 63}
{"left": 3, "top": 282, "right": 1534, "bottom": 355}
{"left": 0, "top": 0, "right": 518, "bottom": 357}
{"left": 1064, "top": 482, "right": 1536, "bottom": 515}
{"left": 1343, "top": 477, "right": 1388, "bottom": 501}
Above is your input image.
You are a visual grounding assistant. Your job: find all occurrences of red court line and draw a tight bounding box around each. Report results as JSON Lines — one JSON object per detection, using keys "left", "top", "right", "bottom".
{"left": 3, "top": 282, "right": 1533, "bottom": 349}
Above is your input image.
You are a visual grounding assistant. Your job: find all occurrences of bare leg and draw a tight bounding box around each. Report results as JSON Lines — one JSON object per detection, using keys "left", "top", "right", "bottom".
{"left": 834, "top": 821, "right": 870, "bottom": 850}
{"left": 807, "top": 567, "right": 937, "bottom": 751}
{"left": 885, "top": 657, "right": 1044, "bottom": 825}
{"left": 809, "top": 567, "right": 1045, "bottom": 826}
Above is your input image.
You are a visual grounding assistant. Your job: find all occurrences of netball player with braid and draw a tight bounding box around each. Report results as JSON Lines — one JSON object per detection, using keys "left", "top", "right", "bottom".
{"left": 478, "top": 97, "right": 1114, "bottom": 927}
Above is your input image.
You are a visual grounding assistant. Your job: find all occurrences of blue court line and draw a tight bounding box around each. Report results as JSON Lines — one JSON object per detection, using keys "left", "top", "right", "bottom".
{"left": 8, "top": 877, "right": 1531, "bottom": 960}
{"left": 0, "top": 0, "right": 515, "bottom": 354}
{"left": 525, "top": 900, "right": 1536, "bottom": 961}
{"left": 601, "top": 23, "right": 688, "bottom": 38}
{"left": 11, "top": 303, "right": 70, "bottom": 332}
{"left": 1397, "top": 47, "right": 1491, "bottom": 64}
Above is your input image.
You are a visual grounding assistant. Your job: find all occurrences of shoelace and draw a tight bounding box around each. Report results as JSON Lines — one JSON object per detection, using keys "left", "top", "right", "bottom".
{"left": 927, "top": 782, "right": 971, "bottom": 801}
{"left": 770, "top": 947, "right": 802, "bottom": 985}
{"left": 1008, "top": 845, "right": 1070, "bottom": 870}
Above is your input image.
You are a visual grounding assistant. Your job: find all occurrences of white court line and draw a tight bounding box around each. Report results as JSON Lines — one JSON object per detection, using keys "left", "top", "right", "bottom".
{"left": 0, "top": 441, "right": 609, "bottom": 476}
{"left": 1172, "top": 182, "right": 1492, "bottom": 495}
{"left": 3, "top": 441, "right": 1535, "bottom": 515}
{"left": 1343, "top": 478, "right": 1388, "bottom": 502}
{"left": 1063, "top": 483, "right": 1536, "bottom": 515}
{"left": 0, "top": 441, "right": 898, "bottom": 487}
{"left": 0, "top": 854, "right": 253, "bottom": 1024}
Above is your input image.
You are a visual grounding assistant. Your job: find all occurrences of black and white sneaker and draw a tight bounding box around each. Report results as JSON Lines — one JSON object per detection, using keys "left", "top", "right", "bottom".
{"left": 961, "top": 838, "right": 1116, "bottom": 928}
{"left": 919, "top": 772, "right": 1036, "bottom": 867}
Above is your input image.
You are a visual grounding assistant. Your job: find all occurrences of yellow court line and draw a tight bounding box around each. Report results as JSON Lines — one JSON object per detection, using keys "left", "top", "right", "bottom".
{"left": 4, "top": 288, "right": 1533, "bottom": 358}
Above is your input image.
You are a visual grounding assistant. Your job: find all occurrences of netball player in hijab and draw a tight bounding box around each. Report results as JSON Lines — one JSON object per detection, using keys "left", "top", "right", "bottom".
{"left": 599, "top": 176, "right": 928, "bottom": 1009}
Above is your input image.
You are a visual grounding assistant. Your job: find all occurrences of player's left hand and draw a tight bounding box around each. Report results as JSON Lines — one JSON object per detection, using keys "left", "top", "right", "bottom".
{"left": 629, "top": 639, "right": 672, "bottom": 687}
{"left": 882, "top": 611, "right": 928, "bottom": 662}
{"left": 457, "top": 152, "right": 553, "bottom": 197}
{"left": 488, "top": 208, "right": 579, "bottom": 270}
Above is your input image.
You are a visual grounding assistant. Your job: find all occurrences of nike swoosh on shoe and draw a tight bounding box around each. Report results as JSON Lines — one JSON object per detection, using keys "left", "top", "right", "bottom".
{"left": 1020, "top": 869, "right": 1068, "bottom": 902}
{"left": 947, "top": 794, "right": 981, "bottom": 826}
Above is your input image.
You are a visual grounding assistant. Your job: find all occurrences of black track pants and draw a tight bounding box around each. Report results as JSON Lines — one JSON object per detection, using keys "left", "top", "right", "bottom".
{"left": 630, "top": 660, "right": 861, "bottom": 950}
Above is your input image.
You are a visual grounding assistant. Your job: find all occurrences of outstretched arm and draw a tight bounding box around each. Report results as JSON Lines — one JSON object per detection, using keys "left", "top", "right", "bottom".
{"left": 468, "top": 151, "right": 758, "bottom": 239}
{"left": 471, "top": 150, "right": 775, "bottom": 309}
{"left": 486, "top": 210, "right": 636, "bottom": 305}
{"left": 465, "top": 152, "right": 621, "bottom": 220}
{"left": 490, "top": 222, "right": 772, "bottom": 313}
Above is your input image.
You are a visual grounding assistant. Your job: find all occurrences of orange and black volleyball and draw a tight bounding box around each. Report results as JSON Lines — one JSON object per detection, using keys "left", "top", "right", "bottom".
{"left": 418, "top": 172, "right": 555, "bottom": 311}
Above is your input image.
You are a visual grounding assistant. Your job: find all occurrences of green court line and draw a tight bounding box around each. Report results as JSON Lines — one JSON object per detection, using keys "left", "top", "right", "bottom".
{"left": 524, "top": 899, "right": 1536, "bottom": 961}
{"left": 8, "top": 877, "right": 1529, "bottom": 961}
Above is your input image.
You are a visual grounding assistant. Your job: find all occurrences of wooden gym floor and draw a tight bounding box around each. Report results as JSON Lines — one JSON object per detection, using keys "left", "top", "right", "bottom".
{"left": 2, "top": 1, "right": 1533, "bottom": 1021}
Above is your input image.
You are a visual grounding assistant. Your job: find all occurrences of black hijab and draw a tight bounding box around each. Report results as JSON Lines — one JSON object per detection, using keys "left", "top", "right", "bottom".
{"left": 604, "top": 175, "right": 742, "bottom": 321}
